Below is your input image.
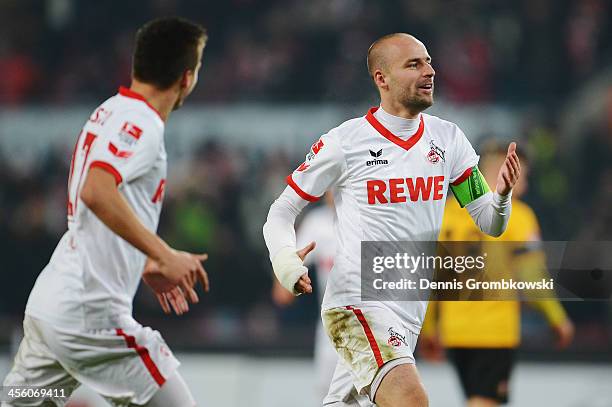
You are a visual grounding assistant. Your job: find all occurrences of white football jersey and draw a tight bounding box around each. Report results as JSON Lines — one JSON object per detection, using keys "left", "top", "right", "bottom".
{"left": 26, "top": 87, "right": 167, "bottom": 328}
{"left": 287, "top": 107, "right": 478, "bottom": 334}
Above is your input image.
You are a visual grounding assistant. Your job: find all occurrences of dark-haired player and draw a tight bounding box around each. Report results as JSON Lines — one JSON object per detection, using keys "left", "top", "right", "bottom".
{"left": 3, "top": 18, "right": 208, "bottom": 407}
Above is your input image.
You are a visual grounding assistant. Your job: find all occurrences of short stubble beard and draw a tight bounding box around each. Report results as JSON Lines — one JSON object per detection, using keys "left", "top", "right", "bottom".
{"left": 403, "top": 93, "right": 433, "bottom": 114}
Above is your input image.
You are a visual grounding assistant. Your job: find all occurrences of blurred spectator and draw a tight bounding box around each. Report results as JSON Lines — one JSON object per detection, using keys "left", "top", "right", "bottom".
{"left": 575, "top": 87, "right": 612, "bottom": 240}
{"left": 0, "top": 0, "right": 610, "bottom": 105}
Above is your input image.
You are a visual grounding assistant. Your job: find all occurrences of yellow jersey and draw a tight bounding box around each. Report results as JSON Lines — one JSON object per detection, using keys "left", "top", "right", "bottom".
{"left": 422, "top": 196, "right": 566, "bottom": 348}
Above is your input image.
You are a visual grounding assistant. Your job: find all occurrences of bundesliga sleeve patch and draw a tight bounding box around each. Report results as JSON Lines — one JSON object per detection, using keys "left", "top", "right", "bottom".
{"left": 118, "top": 121, "right": 143, "bottom": 146}
{"left": 450, "top": 166, "right": 490, "bottom": 207}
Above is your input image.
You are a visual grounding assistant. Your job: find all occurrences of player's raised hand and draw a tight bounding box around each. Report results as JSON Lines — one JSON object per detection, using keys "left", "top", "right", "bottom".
{"left": 294, "top": 242, "right": 316, "bottom": 295}
{"left": 496, "top": 142, "right": 521, "bottom": 196}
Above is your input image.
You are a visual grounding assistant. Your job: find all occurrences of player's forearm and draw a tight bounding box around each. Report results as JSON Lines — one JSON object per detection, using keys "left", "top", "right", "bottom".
{"left": 466, "top": 191, "right": 512, "bottom": 237}
{"left": 530, "top": 298, "right": 568, "bottom": 327}
{"left": 263, "top": 186, "right": 309, "bottom": 293}
{"left": 81, "top": 168, "right": 171, "bottom": 262}
{"left": 262, "top": 186, "right": 307, "bottom": 259}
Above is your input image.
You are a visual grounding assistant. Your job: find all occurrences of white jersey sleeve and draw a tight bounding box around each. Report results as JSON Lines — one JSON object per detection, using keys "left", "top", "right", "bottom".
{"left": 88, "top": 110, "right": 162, "bottom": 185}
{"left": 286, "top": 132, "right": 347, "bottom": 201}
{"left": 449, "top": 125, "right": 479, "bottom": 184}
{"left": 445, "top": 125, "right": 511, "bottom": 237}
{"left": 263, "top": 187, "right": 307, "bottom": 260}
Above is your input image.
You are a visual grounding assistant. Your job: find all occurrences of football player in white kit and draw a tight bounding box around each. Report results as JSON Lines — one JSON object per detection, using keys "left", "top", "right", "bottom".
{"left": 271, "top": 193, "right": 338, "bottom": 403}
{"left": 3, "top": 18, "right": 208, "bottom": 407}
{"left": 263, "top": 33, "right": 521, "bottom": 407}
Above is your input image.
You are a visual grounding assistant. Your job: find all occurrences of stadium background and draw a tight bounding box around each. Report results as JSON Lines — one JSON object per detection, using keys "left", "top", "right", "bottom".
{"left": 0, "top": 0, "right": 610, "bottom": 405}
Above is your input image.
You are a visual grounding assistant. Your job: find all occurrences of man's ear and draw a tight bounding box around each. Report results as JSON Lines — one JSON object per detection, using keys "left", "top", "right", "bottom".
{"left": 180, "top": 69, "right": 194, "bottom": 89}
{"left": 374, "top": 69, "right": 388, "bottom": 90}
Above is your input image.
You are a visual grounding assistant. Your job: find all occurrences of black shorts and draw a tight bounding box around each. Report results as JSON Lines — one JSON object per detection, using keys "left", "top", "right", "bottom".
{"left": 447, "top": 348, "right": 516, "bottom": 404}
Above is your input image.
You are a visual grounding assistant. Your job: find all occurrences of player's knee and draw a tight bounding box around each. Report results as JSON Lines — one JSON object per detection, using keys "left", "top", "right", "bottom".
{"left": 375, "top": 364, "right": 428, "bottom": 407}
{"left": 409, "top": 384, "right": 429, "bottom": 406}
{"left": 395, "top": 381, "right": 428, "bottom": 407}
{"left": 377, "top": 385, "right": 428, "bottom": 407}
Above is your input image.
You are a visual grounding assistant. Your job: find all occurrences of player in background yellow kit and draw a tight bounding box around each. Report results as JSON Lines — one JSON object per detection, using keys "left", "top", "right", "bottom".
{"left": 420, "top": 142, "right": 574, "bottom": 407}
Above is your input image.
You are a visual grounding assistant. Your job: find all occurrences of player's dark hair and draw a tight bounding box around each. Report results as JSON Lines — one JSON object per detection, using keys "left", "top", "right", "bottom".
{"left": 133, "top": 17, "right": 207, "bottom": 90}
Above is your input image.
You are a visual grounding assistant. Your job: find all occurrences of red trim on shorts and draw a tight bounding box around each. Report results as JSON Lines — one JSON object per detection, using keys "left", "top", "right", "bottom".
{"left": 451, "top": 166, "right": 473, "bottom": 186}
{"left": 115, "top": 328, "right": 166, "bottom": 386}
{"left": 365, "top": 107, "right": 424, "bottom": 152}
{"left": 89, "top": 161, "right": 123, "bottom": 185}
{"left": 346, "top": 306, "right": 384, "bottom": 367}
{"left": 286, "top": 174, "right": 320, "bottom": 202}
{"left": 118, "top": 86, "right": 164, "bottom": 121}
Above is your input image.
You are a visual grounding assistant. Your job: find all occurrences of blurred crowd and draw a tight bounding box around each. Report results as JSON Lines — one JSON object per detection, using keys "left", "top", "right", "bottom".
{"left": 0, "top": 0, "right": 610, "bottom": 106}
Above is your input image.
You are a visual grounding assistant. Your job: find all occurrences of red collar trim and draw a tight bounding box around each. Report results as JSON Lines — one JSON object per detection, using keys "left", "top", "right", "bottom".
{"left": 118, "top": 86, "right": 163, "bottom": 121}
{"left": 365, "top": 107, "right": 424, "bottom": 151}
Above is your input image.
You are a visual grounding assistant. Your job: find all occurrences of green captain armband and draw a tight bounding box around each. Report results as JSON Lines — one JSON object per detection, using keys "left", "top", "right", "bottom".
{"left": 450, "top": 166, "right": 490, "bottom": 208}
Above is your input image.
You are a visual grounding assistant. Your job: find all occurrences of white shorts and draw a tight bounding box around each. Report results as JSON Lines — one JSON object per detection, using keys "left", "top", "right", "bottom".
{"left": 321, "top": 303, "right": 418, "bottom": 405}
{"left": 2, "top": 315, "right": 180, "bottom": 406}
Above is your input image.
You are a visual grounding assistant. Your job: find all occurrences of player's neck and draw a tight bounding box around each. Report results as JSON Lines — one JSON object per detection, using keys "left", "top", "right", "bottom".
{"left": 129, "top": 81, "right": 178, "bottom": 122}
{"left": 374, "top": 105, "right": 420, "bottom": 139}
{"left": 380, "top": 100, "right": 421, "bottom": 120}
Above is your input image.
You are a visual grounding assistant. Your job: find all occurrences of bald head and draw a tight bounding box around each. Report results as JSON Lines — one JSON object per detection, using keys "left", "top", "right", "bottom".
{"left": 366, "top": 33, "right": 435, "bottom": 116}
{"left": 367, "top": 33, "right": 422, "bottom": 79}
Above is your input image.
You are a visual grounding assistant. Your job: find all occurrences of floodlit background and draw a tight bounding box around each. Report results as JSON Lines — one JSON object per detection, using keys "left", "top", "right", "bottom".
{"left": 0, "top": 1, "right": 611, "bottom": 406}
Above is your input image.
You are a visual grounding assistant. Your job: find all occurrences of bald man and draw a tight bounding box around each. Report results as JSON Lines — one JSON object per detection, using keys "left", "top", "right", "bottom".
{"left": 263, "top": 33, "right": 520, "bottom": 407}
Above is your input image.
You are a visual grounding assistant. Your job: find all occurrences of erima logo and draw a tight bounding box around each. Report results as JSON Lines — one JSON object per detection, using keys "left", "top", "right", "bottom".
{"left": 367, "top": 149, "right": 389, "bottom": 166}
